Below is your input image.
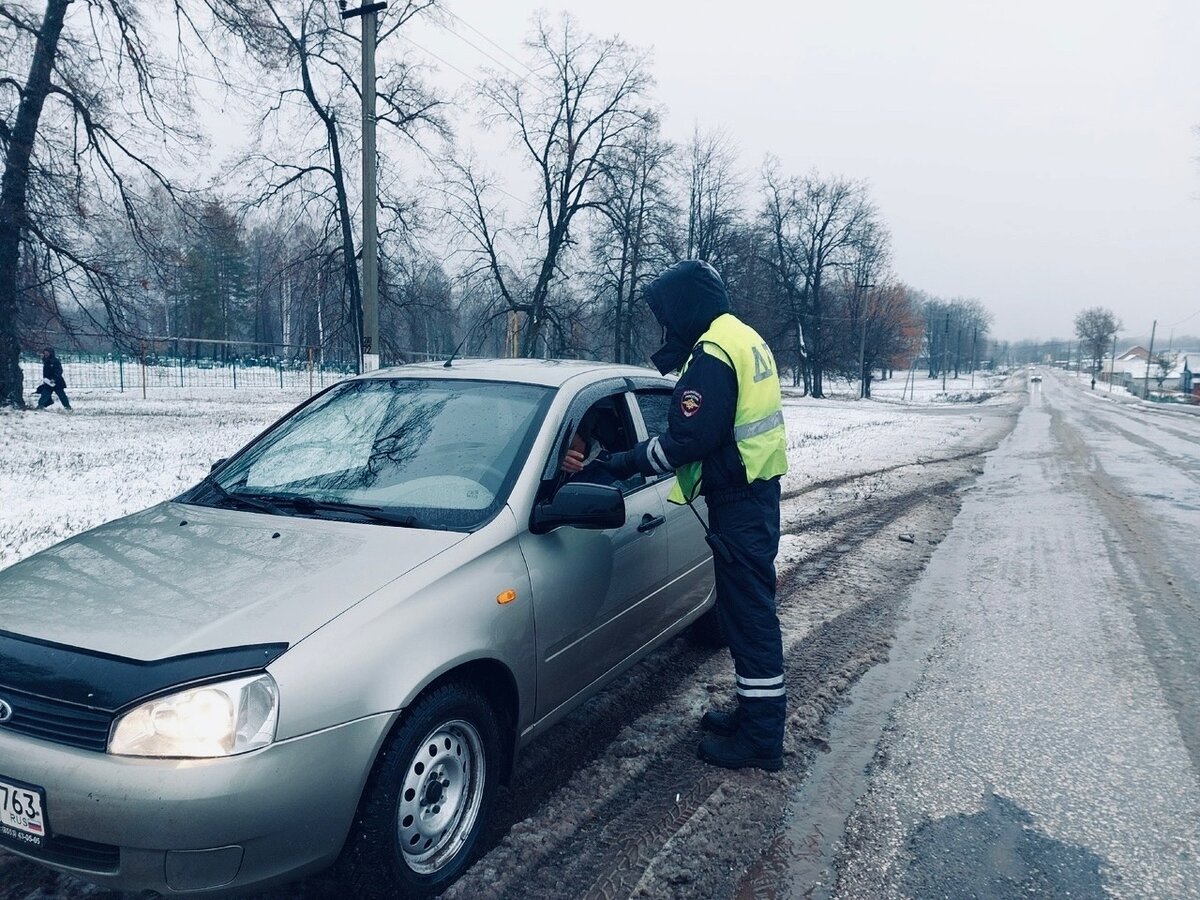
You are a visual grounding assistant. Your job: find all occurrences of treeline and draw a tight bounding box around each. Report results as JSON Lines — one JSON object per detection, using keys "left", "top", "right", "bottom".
{"left": 2, "top": 4, "right": 992, "bottom": 403}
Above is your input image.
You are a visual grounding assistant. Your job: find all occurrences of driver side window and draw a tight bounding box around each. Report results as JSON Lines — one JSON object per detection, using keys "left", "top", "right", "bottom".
{"left": 549, "top": 394, "right": 644, "bottom": 497}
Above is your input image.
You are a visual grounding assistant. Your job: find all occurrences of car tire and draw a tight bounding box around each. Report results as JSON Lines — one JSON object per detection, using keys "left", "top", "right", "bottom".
{"left": 340, "top": 681, "right": 501, "bottom": 898}
{"left": 690, "top": 606, "right": 728, "bottom": 648}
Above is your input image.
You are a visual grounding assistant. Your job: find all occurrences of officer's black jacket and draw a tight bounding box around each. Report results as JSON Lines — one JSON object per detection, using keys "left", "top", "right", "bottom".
{"left": 629, "top": 261, "right": 749, "bottom": 501}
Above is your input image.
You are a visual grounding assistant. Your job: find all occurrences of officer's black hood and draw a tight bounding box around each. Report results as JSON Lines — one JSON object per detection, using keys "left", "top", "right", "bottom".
{"left": 643, "top": 260, "right": 730, "bottom": 375}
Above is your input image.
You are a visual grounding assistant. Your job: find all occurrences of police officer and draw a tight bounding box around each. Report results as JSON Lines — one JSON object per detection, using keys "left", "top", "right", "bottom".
{"left": 601, "top": 260, "right": 789, "bottom": 771}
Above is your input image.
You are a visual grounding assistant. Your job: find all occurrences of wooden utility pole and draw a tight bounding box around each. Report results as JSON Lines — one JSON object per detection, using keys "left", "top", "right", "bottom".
{"left": 340, "top": 0, "right": 387, "bottom": 373}
{"left": 1109, "top": 333, "right": 1116, "bottom": 393}
{"left": 1143, "top": 320, "right": 1157, "bottom": 400}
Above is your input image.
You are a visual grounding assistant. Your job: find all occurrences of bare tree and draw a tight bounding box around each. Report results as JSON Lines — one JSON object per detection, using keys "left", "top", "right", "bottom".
{"left": 839, "top": 214, "right": 891, "bottom": 393}
{"left": 448, "top": 13, "right": 651, "bottom": 357}
{"left": 759, "top": 158, "right": 808, "bottom": 388}
{"left": 218, "top": 0, "right": 444, "bottom": 371}
{"left": 589, "top": 115, "right": 675, "bottom": 362}
{"left": 0, "top": 0, "right": 238, "bottom": 406}
{"left": 1074, "top": 306, "right": 1121, "bottom": 372}
{"left": 678, "top": 125, "right": 744, "bottom": 274}
{"left": 758, "top": 164, "right": 877, "bottom": 397}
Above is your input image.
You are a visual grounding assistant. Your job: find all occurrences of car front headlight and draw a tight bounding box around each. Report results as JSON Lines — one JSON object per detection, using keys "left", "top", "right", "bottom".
{"left": 109, "top": 673, "right": 279, "bottom": 758}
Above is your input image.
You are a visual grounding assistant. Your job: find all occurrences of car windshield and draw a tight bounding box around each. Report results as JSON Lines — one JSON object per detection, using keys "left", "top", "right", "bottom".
{"left": 187, "top": 378, "right": 552, "bottom": 531}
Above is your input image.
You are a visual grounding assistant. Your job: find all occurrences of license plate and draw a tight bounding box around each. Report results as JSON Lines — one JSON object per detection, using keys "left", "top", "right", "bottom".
{"left": 0, "top": 776, "right": 46, "bottom": 849}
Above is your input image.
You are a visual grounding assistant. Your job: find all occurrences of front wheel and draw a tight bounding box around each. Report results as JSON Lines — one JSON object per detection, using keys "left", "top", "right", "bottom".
{"left": 340, "top": 682, "right": 501, "bottom": 898}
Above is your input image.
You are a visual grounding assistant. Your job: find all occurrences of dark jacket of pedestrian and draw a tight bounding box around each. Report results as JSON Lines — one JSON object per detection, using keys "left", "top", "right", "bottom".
{"left": 43, "top": 352, "right": 66, "bottom": 389}
{"left": 37, "top": 348, "right": 71, "bottom": 409}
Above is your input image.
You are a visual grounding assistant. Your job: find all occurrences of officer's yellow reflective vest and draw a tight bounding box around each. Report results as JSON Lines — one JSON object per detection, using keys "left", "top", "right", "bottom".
{"left": 668, "top": 313, "right": 789, "bottom": 504}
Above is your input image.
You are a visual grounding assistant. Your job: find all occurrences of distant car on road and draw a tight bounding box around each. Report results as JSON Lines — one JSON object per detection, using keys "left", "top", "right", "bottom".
{"left": 1030, "top": 374, "right": 1042, "bottom": 383}
{"left": 0, "top": 360, "right": 717, "bottom": 897}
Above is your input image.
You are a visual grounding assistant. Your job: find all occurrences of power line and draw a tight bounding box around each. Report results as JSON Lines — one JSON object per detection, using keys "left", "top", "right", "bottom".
{"left": 394, "top": 31, "right": 482, "bottom": 88}
{"left": 1164, "top": 307, "right": 1200, "bottom": 328}
{"left": 431, "top": 15, "right": 529, "bottom": 84}
{"left": 442, "top": 9, "right": 535, "bottom": 78}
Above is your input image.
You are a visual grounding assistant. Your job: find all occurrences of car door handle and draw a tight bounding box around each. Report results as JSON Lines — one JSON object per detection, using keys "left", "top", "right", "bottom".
{"left": 637, "top": 514, "right": 666, "bottom": 533}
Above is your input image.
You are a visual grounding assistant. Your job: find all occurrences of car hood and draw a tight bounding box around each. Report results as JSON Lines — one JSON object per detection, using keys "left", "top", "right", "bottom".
{"left": 0, "top": 501, "right": 466, "bottom": 661}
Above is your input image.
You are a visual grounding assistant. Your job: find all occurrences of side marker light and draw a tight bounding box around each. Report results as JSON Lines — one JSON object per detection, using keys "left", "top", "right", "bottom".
{"left": 497, "top": 589, "right": 517, "bottom": 605}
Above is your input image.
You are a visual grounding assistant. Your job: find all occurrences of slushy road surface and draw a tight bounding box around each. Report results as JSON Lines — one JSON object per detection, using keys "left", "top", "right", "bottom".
{"left": 831, "top": 371, "right": 1200, "bottom": 899}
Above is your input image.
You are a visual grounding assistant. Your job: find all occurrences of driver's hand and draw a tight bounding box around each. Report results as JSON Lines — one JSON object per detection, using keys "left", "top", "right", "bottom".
{"left": 561, "top": 449, "right": 586, "bottom": 474}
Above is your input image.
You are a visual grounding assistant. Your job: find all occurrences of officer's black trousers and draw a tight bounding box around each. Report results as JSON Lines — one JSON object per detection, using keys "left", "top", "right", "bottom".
{"left": 707, "top": 476, "right": 785, "bottom": 754}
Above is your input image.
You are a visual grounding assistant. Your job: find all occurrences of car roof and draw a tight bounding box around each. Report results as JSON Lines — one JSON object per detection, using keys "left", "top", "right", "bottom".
{"left": 357, "top": 357, "right": 664, "bottom": 388}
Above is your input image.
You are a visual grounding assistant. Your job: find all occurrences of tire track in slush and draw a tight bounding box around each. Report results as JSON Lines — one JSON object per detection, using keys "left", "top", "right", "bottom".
{"left": 460, "top": 462, "right": 979, "bottom": 874}
{"left": 485, "top": 475, "right": 970, "bottom": 900}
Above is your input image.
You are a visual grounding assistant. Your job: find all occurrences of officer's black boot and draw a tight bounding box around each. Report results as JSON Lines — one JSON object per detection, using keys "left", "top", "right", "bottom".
{"left": 699, "top": 706, "right": 739, "bottom": 737}
{"left": 697, "top": 733, "right": 783, "bottom": 772}
{"left": 697, "top": 694, "right": 785, "bottom": 771}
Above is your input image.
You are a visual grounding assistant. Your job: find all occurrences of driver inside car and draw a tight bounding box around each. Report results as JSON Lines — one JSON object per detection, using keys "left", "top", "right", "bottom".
{"left": 558, "top": 408, "right": 619, "bottom": 487}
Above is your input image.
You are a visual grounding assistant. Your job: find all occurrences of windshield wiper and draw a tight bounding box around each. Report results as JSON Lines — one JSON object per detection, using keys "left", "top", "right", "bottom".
{"left": 237, "top": 492, "right": 420, "bottom": 528}
{"left": 200, "top": 474, "right": 285, "bottom": 516}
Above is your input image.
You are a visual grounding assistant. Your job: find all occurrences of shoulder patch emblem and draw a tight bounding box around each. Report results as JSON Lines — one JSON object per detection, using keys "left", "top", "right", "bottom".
{"left": 681, "top": 389, "right": 702, "bottom": 417}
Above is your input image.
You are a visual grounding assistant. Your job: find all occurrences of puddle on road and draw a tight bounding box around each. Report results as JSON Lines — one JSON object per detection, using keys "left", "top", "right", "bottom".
{"left": 736, "top": 596, "right": 944, "bottom": 900}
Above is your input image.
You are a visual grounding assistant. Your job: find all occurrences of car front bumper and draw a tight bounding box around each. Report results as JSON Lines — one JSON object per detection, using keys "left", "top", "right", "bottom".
{"left": 0, "top": 712, "right": 394, "bottom": 894}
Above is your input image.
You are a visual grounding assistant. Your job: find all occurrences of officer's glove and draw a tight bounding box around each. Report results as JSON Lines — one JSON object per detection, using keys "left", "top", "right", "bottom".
{"left": 595, "top": 449, "right": 639, "bottom": 479}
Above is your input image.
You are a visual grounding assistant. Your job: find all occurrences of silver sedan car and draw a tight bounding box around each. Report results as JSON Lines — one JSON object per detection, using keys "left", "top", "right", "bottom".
{"left": 0, "top": 360, "right": 717, "bottom": 896}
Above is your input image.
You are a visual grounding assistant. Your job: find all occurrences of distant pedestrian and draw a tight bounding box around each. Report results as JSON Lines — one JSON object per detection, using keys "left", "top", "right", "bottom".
{"left": 1091, "top": 376, "right": 1096, "bottom": 390}
{"left": 35, "top": 347, "right": 71, "bottom": 410}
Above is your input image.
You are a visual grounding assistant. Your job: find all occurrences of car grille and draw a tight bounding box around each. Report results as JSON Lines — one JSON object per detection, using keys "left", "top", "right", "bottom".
{"left": 0, "top": 687, "right": 112, "bottom": 752}
{"left": 1, "top": 832, "right": 120, "bottom": 873}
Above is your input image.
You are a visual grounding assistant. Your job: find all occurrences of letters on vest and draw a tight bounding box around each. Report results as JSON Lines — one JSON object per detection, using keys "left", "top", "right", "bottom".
{"left": 669, "top": 314, "right": 789, "bottom": 504}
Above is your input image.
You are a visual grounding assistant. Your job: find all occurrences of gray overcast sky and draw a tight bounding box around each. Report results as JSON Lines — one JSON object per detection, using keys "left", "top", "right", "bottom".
{"left": 400, "top": 0, "right": 1200, "bottom": 342}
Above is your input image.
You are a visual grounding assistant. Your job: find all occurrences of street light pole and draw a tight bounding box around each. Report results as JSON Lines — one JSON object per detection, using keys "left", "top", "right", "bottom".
{"left": 340, "top": 0, "right": 387, "bottom": 373}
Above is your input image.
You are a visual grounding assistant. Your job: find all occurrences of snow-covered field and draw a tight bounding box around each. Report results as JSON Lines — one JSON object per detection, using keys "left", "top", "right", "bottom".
{"left": 0, "top": 382, "right": 1019, "bottom": 573}
{"left": 867, "top": 369, "right": 1008, "bottom": 405}
{"left": 0, "top": 390, "right": 308, "bottom": 570}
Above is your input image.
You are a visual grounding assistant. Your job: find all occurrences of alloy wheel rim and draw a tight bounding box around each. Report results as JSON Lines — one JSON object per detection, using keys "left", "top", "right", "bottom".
{"left": 397, "top": 718, "right": 485, "bottom": 874}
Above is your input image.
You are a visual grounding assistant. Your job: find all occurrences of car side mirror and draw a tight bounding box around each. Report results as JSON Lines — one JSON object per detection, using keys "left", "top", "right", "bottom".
{"left": 210, "top": 458, "right": 227, "bottom": 472}
{"left": 531, "top": 483, "right": 626, "bottom": 534}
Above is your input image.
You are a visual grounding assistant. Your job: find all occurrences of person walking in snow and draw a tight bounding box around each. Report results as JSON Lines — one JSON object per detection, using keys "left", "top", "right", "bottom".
{"left": 35, "top": 347, "right": 72, "bottom": 410}
{"left": 599, "top": 260, "right": 789, "bottom": 771}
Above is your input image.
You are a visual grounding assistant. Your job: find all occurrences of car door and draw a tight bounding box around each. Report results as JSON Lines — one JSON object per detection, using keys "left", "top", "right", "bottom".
{"left": 519, "top": 385, "right": 670, "bottom": 720}
{"left": 631, "top": 384, "right": 715, "bottom": 632}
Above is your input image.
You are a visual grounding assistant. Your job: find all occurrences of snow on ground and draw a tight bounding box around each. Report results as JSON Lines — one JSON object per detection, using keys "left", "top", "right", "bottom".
{"left": 0, "top": 390, "right": 308, "bottom": 570}
{"left": 867, "top": 369, "right": 1008, "bottom": 406}
{"left": 777, "top": 372, "right": 1012, "bottom": 501}
{"left": 0, "top": 381, "right": 1019, "bottom": 574}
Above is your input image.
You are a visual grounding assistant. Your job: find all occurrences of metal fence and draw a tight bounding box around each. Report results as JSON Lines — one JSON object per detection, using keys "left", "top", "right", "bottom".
{"left": 20, "top": 335, "right": 449, "bottom": 398}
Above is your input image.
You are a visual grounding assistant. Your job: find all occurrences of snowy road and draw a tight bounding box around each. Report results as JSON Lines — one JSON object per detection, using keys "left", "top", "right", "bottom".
{"left": 0, "top": 378, "right": 1018, "bottom": 899}
{"left": 5, "top": 372, "right": 1194, "bottom": 899}
{"left": 821, "top": 370, "right": 1200, "bottom": 899}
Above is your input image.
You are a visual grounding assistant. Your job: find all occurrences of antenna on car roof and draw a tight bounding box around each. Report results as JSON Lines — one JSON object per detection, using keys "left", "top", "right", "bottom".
{"left": 443, "top": 308, "right": 513, "bottom": 367}
{"left": 443, "top": 334, "right": 468, "bottom": 368}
